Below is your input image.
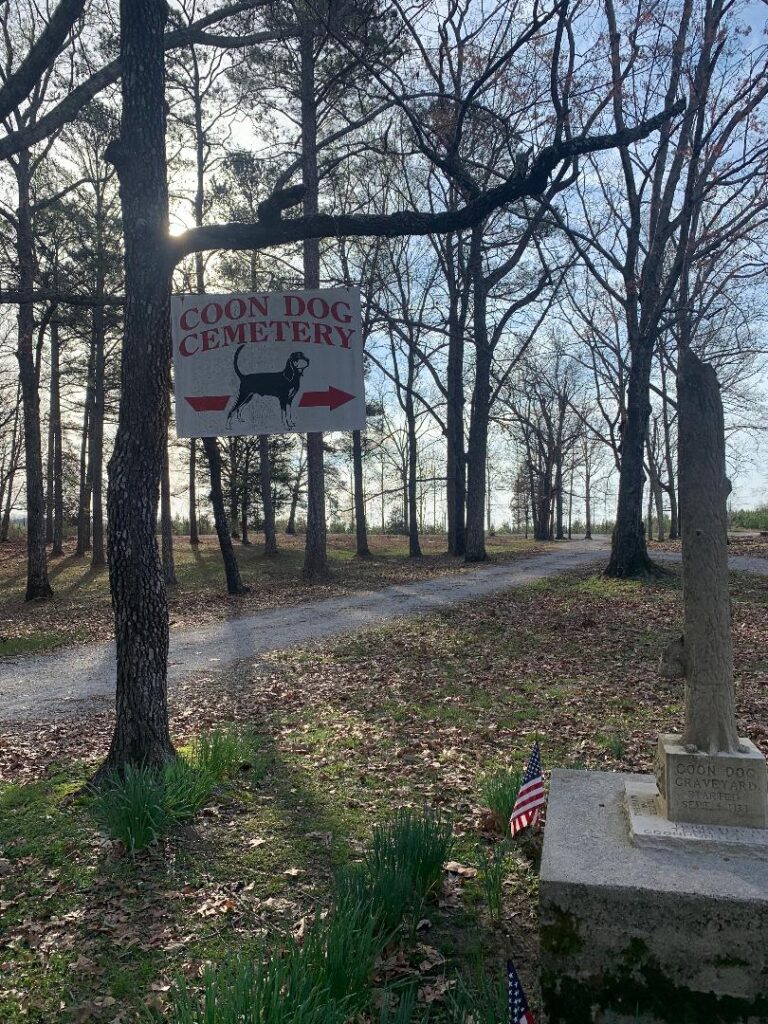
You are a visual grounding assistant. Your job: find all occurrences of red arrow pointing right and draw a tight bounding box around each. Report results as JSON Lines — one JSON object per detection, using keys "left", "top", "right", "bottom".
{"left": 299, "top": 386, "right": 355, "bottom": 411}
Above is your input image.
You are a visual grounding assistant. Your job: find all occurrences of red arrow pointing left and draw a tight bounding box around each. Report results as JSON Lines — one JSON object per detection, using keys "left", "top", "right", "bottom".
{"left": 299, "top": 386, "right": 355, "bottom": 411}
{"left": 186, "top": 396, "right": 230, "bottom": 412}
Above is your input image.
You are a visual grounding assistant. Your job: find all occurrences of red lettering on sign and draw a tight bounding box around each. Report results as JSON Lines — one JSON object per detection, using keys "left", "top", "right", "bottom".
{"left": 224, "top": 297, "right": 246, "bottom": 321}
{"left": 248, "top": 321, "right": 268, "bottom": 342}
{"left": 307, "top": 296, "right": 330, "bottom": 319}
{"left": 223, "top": 323, "right": 246, "bottom": 346}
{"left": 249, "top": 295, "right": 269, "bottom": 317}
{"left": 201, "top": 302, "right": 222, "bottom": 325}
{"left": 180, "top": 307, "right": 199, "bottom": 330}
{"left": 331, "top": 300, "right": 352, "bottom": 323}
{"left": 313, "top": 323, "right": 335, "bottom": 346}
{"left": 201, "top": 328, "right": 220, "bottom": 351}
{"left": 179, "top": 334, "right": 199, "bottom": 356}
{"left": 284, "top": 295, "right": 304, "bottom": 317}
{"left": 292, "top": 320, "right": 310, "bottom": 344}
{"left": 273, "top": 319, "right": 289, "bottom": 342}
{"left": 335, "top": 326, "right": 354, "bottom": 349}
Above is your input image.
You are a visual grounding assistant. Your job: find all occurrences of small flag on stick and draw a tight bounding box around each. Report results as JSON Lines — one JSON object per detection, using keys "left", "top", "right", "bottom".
{"left": 509, "top": 742, "right": 545, "bottom": 837}
{"left": 508, "top": 959, "right": 536, "bottom": 1024}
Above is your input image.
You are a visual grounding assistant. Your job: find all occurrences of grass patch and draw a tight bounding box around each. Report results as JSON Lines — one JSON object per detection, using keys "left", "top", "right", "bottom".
{"left": 478, "top": 768, "right": 522, "bottom": 836}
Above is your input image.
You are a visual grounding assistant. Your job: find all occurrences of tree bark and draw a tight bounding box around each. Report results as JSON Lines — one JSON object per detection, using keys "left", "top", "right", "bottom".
{"left": 76, "top": 340, "right": 94, "bottom": 556}
{"left": 465, "top": 228, "right": 489, "bottom": 562}
{"left": 188, "top": 438, "right": 199, "bottom": 544}
{"left": 445, "top": 289, "right": 466, "bottom": 556}
{"left": 45, "top": 319, "right": 57, "bottom": 546}
{"left": 161, "top": 432, "right": 177, "bottom": 585}
{"left": 98, "top": 0, "right": 175, "bottom": 776}
{"left": 259, "top": 434, "right": 278, "bottom": 556}
{"left": 678, "top": 346, "right": 738, "bottom": 754}
{"left": 405, "top": 364, "right": 421, "bottom": 559}
{"left": 300, "top": 28, "right": 328, "bottom": 581}
{"left": 554, "top": 452, "right": 564, "bottom": 540}
{"left": 15, "top": 150, "right": 52, "bottom": 599}
{"left": 352, "top": 428, "right": 370, "bottom": 557}
{"left": 286, "top": 442, "right": 305, "bottom": 535}
{"left": 203, "top": 436, "right": 248, "bottom": 594}
{"left": 584, "top": 453, "right": 592, "bottom": 540}
{"left": 90, "top": 300, "right": 106, "bottom": 567}
{"left": 660, "top": 356, "right": 678, "bottom": 540}
{"left": 606, "top": 339, "right": 654, "bottom": 576}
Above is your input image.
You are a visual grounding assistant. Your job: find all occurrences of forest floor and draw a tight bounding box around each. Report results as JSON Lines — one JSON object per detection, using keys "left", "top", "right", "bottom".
{"left": 0, "top": 533, "right": 546, "bottom": 659}
{"left": 649, "top": 532, "right": 768, "bottom": 558}
{"left": 1, "top": 564, "right": 767, "bottom": 1023}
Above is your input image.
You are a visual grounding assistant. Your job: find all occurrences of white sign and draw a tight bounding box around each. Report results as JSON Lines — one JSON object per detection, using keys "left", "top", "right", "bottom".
{"left": 171, "top": 287, "right": 365, "bottom": 437}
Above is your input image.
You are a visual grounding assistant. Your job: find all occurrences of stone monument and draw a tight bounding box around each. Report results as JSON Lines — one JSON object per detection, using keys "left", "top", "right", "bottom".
{"left": 539, "top": 348, "right": 768, "bottom": 1023}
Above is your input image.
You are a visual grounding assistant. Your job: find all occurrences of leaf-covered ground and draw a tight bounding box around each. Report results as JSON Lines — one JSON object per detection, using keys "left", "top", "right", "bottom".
{"left": 1, "top": 567, "right": 766, "bottom": 1022}
{"left": 0, "top": 533, "right": 542, "bottom": 657}
{"left": 650, "top": 533, "right": 768, "bottom": 559}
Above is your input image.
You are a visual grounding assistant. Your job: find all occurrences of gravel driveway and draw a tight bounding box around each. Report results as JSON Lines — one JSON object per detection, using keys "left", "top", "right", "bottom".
{"left": 0, "top": 537, "right": 764, "bottom": 723}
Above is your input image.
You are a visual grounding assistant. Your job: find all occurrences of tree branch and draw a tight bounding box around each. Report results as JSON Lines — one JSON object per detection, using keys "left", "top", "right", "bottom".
{"left": 0, "top": 0, "right": 85, "bottom": 123}
{"left": 171, "top": 100, "right": 685, "bottom": 263}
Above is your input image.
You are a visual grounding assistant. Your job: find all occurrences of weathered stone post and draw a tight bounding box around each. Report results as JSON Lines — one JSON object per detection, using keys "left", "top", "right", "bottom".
{"left": 655, "top": 347, "right": 767, "bottom": 828}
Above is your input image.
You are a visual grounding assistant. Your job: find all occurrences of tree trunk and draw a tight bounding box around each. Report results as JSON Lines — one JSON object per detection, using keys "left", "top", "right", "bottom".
{"left": 465, "top": 229, "right": 490, "bottom": 562}
{"left": 46, "top": 316, "right": 61, "bottom": 549}
{"left": 203, "top": 436, "right": 248, "bottom": 595}
{"left": 46, "top": 370, "right": 54, "bottom": 546}
{"left": 76, "top": 341, "right": 94, "bottom": 556}
{"left": 606, "top": 339, "right": 654, "bottom": 576}
{"left": 98, "top": 0, "right": 175, "bottom": 776}
{"left": 584, "top": 457, "right": 592, "bottom": 540}
{"left": 90, "top": 300, "right": 106, "bottom": 567}
{"left": 660, "top": 357, "right": 678, "bottom": 540}
{"left": 678, "top": 346, "right": 738, "bottom": 754}
{"left": 300, "top": 28, "right": 328, "bottom": 581}
{"left": 161, "top": 432, "right": 177, "bottom": 585}
{"left": 445, "top": 298, "right": 466, "bottom": 556}
{"left": 352, "top": 428, "right": 370, "bottom": 557}
{"left": 188, "top": 438, "right": 199, "bottom": 544}
{"left": 1, "top": 398, "right": 21, "bottom": 542}
{"left": 405, "top": 380, "right": 421, "bottom": 559}
{"left": 240, "top": 485, "right": 250, "bottom": 545}
{"left": 554, "top": 453, "right": 564, "bottom": 540}
{"left": 286, "top": 443, "right": 305, "bottom": 535}
{"left": 259, "top": 434, "right": 279, "bottom": 556}
{"left": 15, "top": 151, "right": 52, "bottom": 600}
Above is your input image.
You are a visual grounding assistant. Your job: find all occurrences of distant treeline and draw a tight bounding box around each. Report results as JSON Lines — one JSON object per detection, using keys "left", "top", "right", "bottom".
{"left": 730, "top": 508, "right": 768, "bottom": 531}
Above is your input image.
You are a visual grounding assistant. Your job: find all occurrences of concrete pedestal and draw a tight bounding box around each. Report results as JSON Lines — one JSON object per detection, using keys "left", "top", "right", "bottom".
{"left": 540, "top": 770, "right": 768, "bottom": 1024}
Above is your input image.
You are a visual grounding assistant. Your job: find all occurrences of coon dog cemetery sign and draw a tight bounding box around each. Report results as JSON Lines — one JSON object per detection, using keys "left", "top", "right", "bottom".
{"left": 171, "top": 287, "right": 365, "bottom": 437}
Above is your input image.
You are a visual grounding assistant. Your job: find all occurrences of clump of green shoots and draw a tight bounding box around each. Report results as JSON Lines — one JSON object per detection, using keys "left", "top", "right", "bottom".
{"left": 476, "top": 842, "right": 509, "bottom": 925}
{"left": 90, "top": 727, "right": 261, "bottom": 854}
{"left": 479, "top": 767, "right": 522, "bottom": 835}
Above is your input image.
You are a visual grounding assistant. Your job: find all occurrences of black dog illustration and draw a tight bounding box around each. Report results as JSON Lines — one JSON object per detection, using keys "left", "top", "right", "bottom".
{"left": 227, "top": 347, "right": 310, "bottom": 428}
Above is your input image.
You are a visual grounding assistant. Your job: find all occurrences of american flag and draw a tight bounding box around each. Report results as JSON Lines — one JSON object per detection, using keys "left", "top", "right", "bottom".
{"left": 509, "top": 742, "right": 545, "bottom": 837}
{"left": 508, "top": 959, "right": 536, "bottom": 1024}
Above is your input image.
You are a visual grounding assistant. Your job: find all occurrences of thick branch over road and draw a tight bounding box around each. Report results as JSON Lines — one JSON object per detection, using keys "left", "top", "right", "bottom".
{"left": 170, "top": 101, "right": 686, "bottom": 263}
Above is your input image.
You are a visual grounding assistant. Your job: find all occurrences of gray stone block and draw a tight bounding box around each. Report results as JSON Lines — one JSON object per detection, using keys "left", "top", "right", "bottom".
{"left": 540, "top": 769, "right": 768, "bottom": 1024}
{"left": 656, "top": 734, "right": 768, "bottom": 828}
